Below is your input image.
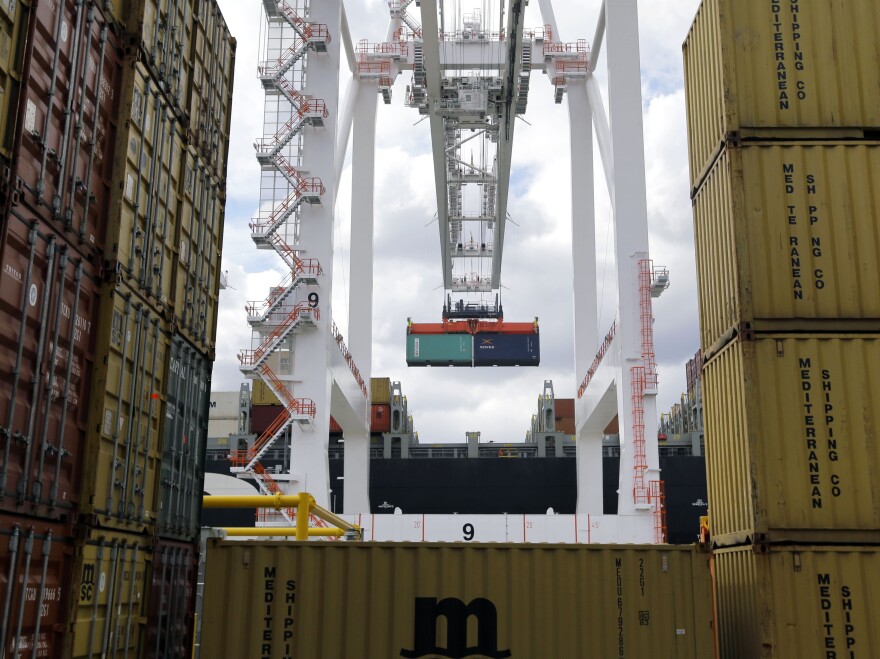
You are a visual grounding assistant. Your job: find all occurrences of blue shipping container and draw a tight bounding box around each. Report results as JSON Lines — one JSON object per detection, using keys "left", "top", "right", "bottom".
{"left": 473, "top": 333, "right": 540, "bottom": 366}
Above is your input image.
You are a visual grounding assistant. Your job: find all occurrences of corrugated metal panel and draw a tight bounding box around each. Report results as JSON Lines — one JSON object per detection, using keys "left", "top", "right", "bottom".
{"left": 106, "top": 58, "right": 186, "bottom": 312}
{"left": 67, "top": 529, "right": 151, "bottom": 659}
{"left": 250, "top": 405, "right": 284, "bottom": 436}
{"left": 202, "top": 542, "right": 715, "bottom": 659}
{"left": 79, "top": 282, "right": 170, "bottom": 534}
{"left": 713, "top": 545, "right": 880, "bottom": 659}
{"left": 156, "top": 335, "right": 210, "bottom": 541}
{"left": 370, "top": 377, "right": 391, "bottom": 405}
{"left": 187, "top": 0, "right": 235, "bottom": 179}
{"left": 473, "top": 332, "right": 540, "bottom": 366}
{"left": 0, "top": 0, "right": 30, "bottom": 161}
{"left": 144, "top": 538, "right": 198, "bottom": 659}
{"left": 172, "top": 144, "right": 224, "bottom": 353}
{"left": 251, "top": 379, "right": 281, "bottom": 406}
{"left": 371, "top": 404, "right": 391, "bottom": 434}
{"left": 406, "top": 333, "right": 473, "bottom": 366}
{"left": 693, "top": 143, "right": 880, "bottom": 350}
{"left": 702, "top": 335, "right": 880, "bottom": 546}
{"left": 126, "top": 0, "right": 193, "bottom": 122}
{"left": 13, "top": 0, "right": 122, "bottom": 255}
{"left": 0, "top": 516, "right": 74, "bottom": 659}
{"left": 0, "top": 213, "right": 101, "bottom": 520}
{"left": 683, "top": 0, "right": 880, "bottom": 188}
{"left": 554, "top": 398, "right": 575, "bottom": 419}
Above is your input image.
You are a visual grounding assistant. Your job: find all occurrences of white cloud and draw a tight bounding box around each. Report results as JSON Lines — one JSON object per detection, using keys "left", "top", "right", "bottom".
{"left": 214, "top": 0, "right": 705, "bottom": 443}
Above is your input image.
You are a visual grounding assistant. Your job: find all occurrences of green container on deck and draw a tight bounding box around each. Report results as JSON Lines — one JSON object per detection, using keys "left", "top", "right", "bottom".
{"left": 406, "top": 333, "right": 473, "bottom": 366}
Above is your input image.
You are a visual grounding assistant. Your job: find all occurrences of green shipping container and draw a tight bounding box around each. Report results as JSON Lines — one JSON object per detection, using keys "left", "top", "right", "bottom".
{"left": 407, "top": 334, "right": 473, "bottom": 366}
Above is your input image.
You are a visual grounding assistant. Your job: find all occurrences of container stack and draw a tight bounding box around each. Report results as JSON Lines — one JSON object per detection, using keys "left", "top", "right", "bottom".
{"left": 0, "top": 1, "right": 234, "bottom": 656}
{"left": 683, "top": 0, "right": 880, "bottom": 656}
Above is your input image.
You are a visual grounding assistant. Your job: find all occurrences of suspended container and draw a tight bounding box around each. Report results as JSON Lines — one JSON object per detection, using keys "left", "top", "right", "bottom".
{"left": 0, "top": 0, "right": 30, "bottom": 162}
{"left": 106, "top": 57, "right": 187, "bottom": 312}
{"left": 13, "top": 0, "right": 123, "bottom": 256}
{"left": 171, "top": 144, "right": 225, "bottom": 354}
{"left": 143, "top": 538, "right": 199, "bottom": 659}
{"left": 693, "top": 143, "right": 880, "bottom": 352}
{"left": 66, "top": 528, "right": 151, "bottom": 659}
{"left": 473, "top": 332, "right": 540, "bottom": 366}
{"left": 406, "top": 333, "right": 473, "bottom": 366}
{"left": 0, "top": 516, "right": 74, "bottom": 659}
{"left": 683, "top": 0, "right": 880, "bottom": 189}
{"left": 0, "top": 213, "right": 101, "bottom": 521}
{"left": 186, "top": 0, "right": 235, "bottom": 180}
{"left": 79, "top": 282, "right": 170, "bottom": 534}
{"left": 202, "top": 541, "right": 715, "bottom": 659}
{"left": 155, "top": 334, "right": 211, "bottom": 542}
{"left": 713, "top": 545, "right": 880, "bottom": 659}
{"left": 702, "top": 334, "right": 880, "bottom": 547}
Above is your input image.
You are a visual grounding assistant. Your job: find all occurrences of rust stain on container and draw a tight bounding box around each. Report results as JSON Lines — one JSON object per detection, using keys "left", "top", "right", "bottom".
{"left": 67, "top": 528, "right": 151, "bottom": 659}
{"left": 202, "top": 542, "right": 716, "bottom": 659}
{"left": 143, "top": 538, "right": 198, "bottom": 658}
{"left": 693, "top": 143, "right": 880, "bottom": 351}
{"left": 702, "top": 335, "right": 880, "bottom": 546}
{"left": 683, "top": 0, "right": 880, "bottom": 187}
{"left": 155, "top": 335, "right": 210, "bottom": 541}
{"left": 79, "top": 282, "right": 169, "bottom": 534}
{"left": 14, "top": 0, "right": 122, "bottom": 255}
{"left": 713, "top": 545, "right": 880, "bottom": 659}
{"left": 0, "top": 515, "right": 74, "bottom": 659}
{"left": 0, "top": 213, "right": 101, "bottom": 520}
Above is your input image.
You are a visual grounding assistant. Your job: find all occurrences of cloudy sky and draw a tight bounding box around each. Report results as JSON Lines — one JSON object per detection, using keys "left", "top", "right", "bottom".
{"left": 213, "top": 0, "right": 703, "bottom": 443}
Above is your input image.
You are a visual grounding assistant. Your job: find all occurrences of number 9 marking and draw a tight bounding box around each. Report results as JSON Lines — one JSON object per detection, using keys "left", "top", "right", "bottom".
{"left": 462, "top": 523, "right": 475, "bottom": 541}
{"left": 308, "top": 292, "right": 319, "bottom": 308}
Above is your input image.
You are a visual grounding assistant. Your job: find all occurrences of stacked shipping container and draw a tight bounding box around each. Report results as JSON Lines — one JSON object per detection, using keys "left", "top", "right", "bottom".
{"left": 0, "top": 0, "right": 234, "bottom": 656}
{"left": 684, "top": 0, "right": 880, "bottom": 656}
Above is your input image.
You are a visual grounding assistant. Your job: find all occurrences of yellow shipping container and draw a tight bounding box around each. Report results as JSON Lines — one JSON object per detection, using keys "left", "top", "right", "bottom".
{"left": 702, "top": 334, "right": 880, "bottom": 547}
{"left": 107, "top": 58, "right": 186, "bottom": 311}
{"left": 0, "top": 0, "right": 30, "bottom": 160}
{"left": 67, "top": 528, "right": 151, "bottom": 659}
{"left": 713, "top": 545, "right": 880, "bottom": 659}
{"left": 251, "top": 379, "right": 281, "bottom": 406}
{"left": 683, "top": 0, "right": 880, "bottom": 188}
{"left": 80, "top": 282, "right": 169, "bottom": 534}
{"left": 693, "top": 143, "right": 880, "bottom": 352}
{"left": 370, "top": 376, "right": 392, "bottom": 404}
{"left": 202, "top": 541, "right": 715, "bottom": 659}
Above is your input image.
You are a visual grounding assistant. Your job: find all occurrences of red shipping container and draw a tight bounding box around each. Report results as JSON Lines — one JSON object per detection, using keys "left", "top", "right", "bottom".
{"left": 554, "top": 399, "right": 575, "bottom": 419}
{"left": 0, "top": 213, "right": 100, "bottom": 520}
{"left": 12, "top": 0, "right": 122, "bottom": 257}
{"left": 371, "top": 404, "right": 391, "bottom": 434}
{"left": 555, "top": 417, "right": 576, "bottom": 436}
{"left": 330, "top": 416, "right": 342, "bottom": 433}
{"left": 249, "top": 405, "right": 285, "bottom": 436}
{"left": 143, "top": 538, "right": 199, "bottom": 659}
{"left": 0, "top": 515, "right": 75, "bottom": 659}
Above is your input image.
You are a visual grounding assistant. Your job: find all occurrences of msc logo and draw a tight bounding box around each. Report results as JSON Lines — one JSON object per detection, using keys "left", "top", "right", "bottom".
{"left": 400, "top": 597, "right": 511, "bottom": 658}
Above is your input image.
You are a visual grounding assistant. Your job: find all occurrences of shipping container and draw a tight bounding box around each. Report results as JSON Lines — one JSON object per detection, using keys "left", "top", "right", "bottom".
{"left": 143, "top": 538, "right": 199, "bottom": 659}
{"left": 186, "top": 0, "right": 235, "bottom": 179}
{"left": 0, "top": 212, "right": 101, "bottom": 520}
{"left": 251, "top": 379, "right": 281, "bottom": 406}
{"left": 172, "top": 144, "right": 224, "bottom": 353}
{"left": 250, "top": 404, "right": 285, "bottom": 436}
{"left": 555, "top": 417, "right": 576, "bottom": 436}
{"left": 67, "top": 528, "right": 151, "bottom": 659}
{"left": 713, "top": 545, "right": 880, "bottom": 659}
{"left": 14, "top": 0, "right": 122, "bottom": 255}
{"left": 79, "top": 282, "right": 170, "bottom": 534}
{"left": 693, "top": 143, "right": 880, "bottom": 350}
{"left": 105, "top": 57, "right": 186, "bottom": 312}
{"left": 473, "top": 332, "right": 540, "bottom": 366}
{"left": 126, "top": 0, "right": 193, "bottom": 123}
{"left": 683, "top": 0, "right": 880, "bottom": 188}
{"left": 329, "top": 416, "right": 342, "bottom": 434}
{"left": 370, "top": 377, "right": 391, "bottom": 405}
{"left": 202, "top": 541, "right": 715, "bottom": 659}
{"left": 406, "top": 333, "right": 473, "bottom": 366}
{"left": 155, "top": 335, "right": 210, "bottom": 542}
{"left": 702, "top": 334, "right": 880, "bottom": 546}
{"left": 0, "top": 516, "right": 74, "bottom": 659}
{"left": 554, "top": 398, "right": 574, "bottom": 419}
{"left": 370, "top": 404, "right": 391, "bottom": 434}
{"left": 0, "top": 0, "right": 31, "bottom": 162}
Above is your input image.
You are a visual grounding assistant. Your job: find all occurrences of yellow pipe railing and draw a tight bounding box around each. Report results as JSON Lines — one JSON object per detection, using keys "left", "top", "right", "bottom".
{"left": 203, "top": 492, "right": 360, "bottom": 541}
